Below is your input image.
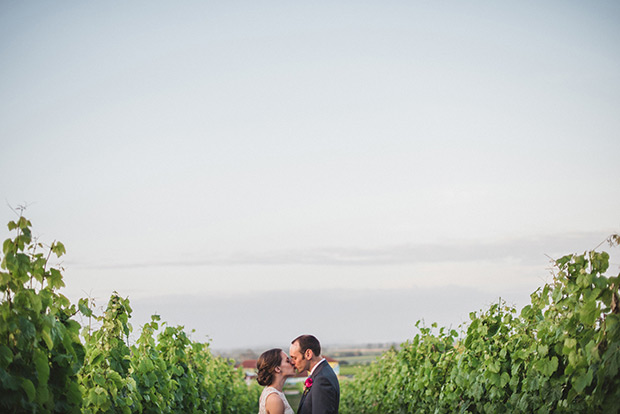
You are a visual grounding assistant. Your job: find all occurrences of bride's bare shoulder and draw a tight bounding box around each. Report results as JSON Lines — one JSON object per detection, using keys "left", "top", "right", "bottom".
{"left": 265, "top": 391, "right": 285, "bottom": 413}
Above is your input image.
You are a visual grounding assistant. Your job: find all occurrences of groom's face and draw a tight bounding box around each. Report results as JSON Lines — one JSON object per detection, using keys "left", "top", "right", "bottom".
{"left": 289, "top": 341, "right": 310, "bottom": 374}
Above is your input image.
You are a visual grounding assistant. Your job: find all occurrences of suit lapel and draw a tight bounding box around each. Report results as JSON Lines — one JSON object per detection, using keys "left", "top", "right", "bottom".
{"left": 298, "top": 361, "right": 326, "bottom": 413}
{"left": 298, "top": 387, "right": 308, "bottom": 412}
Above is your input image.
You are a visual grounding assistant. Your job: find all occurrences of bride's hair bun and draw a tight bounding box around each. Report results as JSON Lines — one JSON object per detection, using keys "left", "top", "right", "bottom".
{"left": 256, "top": 348, "right": 282, "bottom": 386}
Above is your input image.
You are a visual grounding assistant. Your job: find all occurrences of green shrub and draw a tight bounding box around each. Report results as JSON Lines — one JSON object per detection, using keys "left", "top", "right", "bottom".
{"left": 1, "top": 214, "right": 260, "bottom": 413}
{"left": 0, "top": 215, "right": 84, "bottom": 413}
{"left": 341, "top": 240, "right": 620, "bottom": 413}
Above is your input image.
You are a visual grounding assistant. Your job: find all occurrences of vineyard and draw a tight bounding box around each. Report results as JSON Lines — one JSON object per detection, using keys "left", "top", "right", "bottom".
{"left": 2, "top": 215, "right": 619, "bottom": 413}
{"left": 0, "top": 216, "right": 260, "bottom": 413}
{"left": 341, "top": 239, "right": 620, "bottom": 413}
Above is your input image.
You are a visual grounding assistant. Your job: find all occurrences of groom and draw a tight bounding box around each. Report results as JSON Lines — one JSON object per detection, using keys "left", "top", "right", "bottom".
{"left": 290, "top": 335, "right": 340, "bottom": 414}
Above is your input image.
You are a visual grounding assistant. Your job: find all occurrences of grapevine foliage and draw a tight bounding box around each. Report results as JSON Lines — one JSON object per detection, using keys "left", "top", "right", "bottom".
{"left": 4, "top": 214, "right": 618, "bottom": 413}
{"left": 0, "top": 216, "right": 260, "bottom": 413}
{"left": 0, "top": 216, "right": 83, "bottom": 413}
{"left": 78, "top": 294, "right": 261, "bottom": 414}
{"left": 341, "top": 245, "right": 620, "bottom": 413}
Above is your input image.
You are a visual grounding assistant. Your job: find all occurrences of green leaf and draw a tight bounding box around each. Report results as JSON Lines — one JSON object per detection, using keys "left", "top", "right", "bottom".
{"left": 56, "top": 293, "right": 70, "bottom": 307}
{"left": 41, "top": 324, "right": 54, "bottom": 350}
{"left": 66, "top": 381, "right": 83, "bottom": 405}
{"left": 2, "top": 238, "right": 14, "bottom": 256}
{"left": 21, "top": 378, "right": 36, "bottom": 402}
{"left": 538, "top": 344, "right": 549, "bottom": 357}
{"left": 88, "top": 347, "right": 103, "bottom": 365}
{"left": 606, "top": 314, "right": 619, "bottom": 338}
{"left": 51, "top": 241, "right": 66, "bottom": 257}
{"left": 35, "top": 384, "right": 49, "bottom": 405}
{"left": 18, "top": 316, "right": 36, "bottom": 344}
{"left": 30, "top": 292, "right": 42, "bottom": 313}
{"left": 108, "top": 370, "right": 124, "bottom": 388}
{"left": 0, "top": 271, "right": 10, "bottom": 288}
{"left": 96, "top": 387, "right": 109, "bottom": 406}
{"left": 34, "top": 347, "right": 50, "bottom": 385}
{"left": 0, "top": 345, "right": 13, "bottom": 368}
{"left": 572, "top": 368, "right": 593, "bottom": 393}
{"left": 556, "top": 255, "right": 572, "bottom": 267}
{"left": 579, "top": 299, "right": 599, "bottom": 326}
{"left": 0, "top": 368, "right": 19, "bottom": 390}
{"left": 79, "top": 298, "right": 93, "bottom": 317}
{"left": 489, "top": 359, "right": 501, "bottom": 374}
{"left": 49, "top": 268, "right": 65, "bottom": 289}
{"left": 17, "top": 216, "right": 31, "bottom": 230}
{"left": 94, "top": 373, "right": 106, "bottom": 387}
{"left": 536, "top": 356, "right": 558, "bottom": 377}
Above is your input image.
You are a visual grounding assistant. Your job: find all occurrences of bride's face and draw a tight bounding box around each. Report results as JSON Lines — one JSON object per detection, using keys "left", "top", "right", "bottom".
{"left": 279, "top": 351, "right": 296, "bottom": 377}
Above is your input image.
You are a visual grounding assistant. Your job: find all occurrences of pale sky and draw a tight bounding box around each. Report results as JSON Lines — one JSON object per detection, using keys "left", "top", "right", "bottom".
{"left": 1, "top": 1, "right": 619, "bottom": 349}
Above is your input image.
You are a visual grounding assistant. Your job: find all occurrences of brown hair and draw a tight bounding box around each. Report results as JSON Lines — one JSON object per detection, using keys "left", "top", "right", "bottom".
{"left": 292, "top": 334, "right": 321, "bottom": 357}
{"left": 256, "top": 348, "right": 283, "bottom": 386}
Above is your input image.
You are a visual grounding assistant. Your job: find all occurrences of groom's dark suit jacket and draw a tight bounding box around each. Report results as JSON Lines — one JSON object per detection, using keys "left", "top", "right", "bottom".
{"left": 298, "top": 359, "right": 340, "bottom": 414}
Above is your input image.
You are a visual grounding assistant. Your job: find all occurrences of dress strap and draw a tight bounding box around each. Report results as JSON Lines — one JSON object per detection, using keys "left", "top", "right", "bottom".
{"left": 263, "top": 387, "right": 280, "bottom": 397}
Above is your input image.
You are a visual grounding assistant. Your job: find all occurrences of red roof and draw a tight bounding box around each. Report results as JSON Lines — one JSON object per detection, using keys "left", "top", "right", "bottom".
{"left": 240, "top": 359, "right": 257, "bottom": 369}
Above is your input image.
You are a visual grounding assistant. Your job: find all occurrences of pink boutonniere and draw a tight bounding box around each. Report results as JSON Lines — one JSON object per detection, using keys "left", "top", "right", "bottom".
{"left": 304, "top": 377, "right": 313, "bottom": 389}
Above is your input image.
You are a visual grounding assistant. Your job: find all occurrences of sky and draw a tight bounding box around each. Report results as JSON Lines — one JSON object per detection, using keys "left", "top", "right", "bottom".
{"left": 1, "top": 1, "right": 619, "bottom": 350}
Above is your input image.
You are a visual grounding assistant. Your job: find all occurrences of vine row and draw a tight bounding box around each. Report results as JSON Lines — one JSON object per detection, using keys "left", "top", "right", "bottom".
{"left": 341, "top": 237, "right": 620, "bottom": 413}
{"left": 0, "top": 216, "right": 260, "bottom": 413}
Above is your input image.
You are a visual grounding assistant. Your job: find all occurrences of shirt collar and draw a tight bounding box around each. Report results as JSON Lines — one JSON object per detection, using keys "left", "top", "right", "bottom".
{"left": 309, "top": 358, "right": 326, "bottom": 376}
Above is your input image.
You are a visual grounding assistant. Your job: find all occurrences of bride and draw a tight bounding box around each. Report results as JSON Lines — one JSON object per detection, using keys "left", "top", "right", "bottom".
{"left": 256, "top": 348, "right": 296, "bottom": 414}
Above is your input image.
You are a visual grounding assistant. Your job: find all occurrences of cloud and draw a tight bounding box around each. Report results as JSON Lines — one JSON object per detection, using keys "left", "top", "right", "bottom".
{"left": 69, "top": 230, "right": 612, "bottom": 270}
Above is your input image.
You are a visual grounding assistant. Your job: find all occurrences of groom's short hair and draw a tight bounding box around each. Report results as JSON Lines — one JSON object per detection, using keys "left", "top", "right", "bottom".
{"left": 293, "top": 334, "right": 321, "bottom": 357}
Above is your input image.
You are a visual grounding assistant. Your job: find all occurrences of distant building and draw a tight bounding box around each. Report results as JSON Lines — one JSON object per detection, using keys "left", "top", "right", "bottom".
{"left": 326, "top": 356, "right": 340, "bottom": 375}
{"left": 238, "top": 359, "right": 258, "bottom": 384}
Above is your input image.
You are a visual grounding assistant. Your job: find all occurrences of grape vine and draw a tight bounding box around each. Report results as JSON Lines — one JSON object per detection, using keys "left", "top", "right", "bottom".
{"left": 0, "top": 215, "right": 260, "bottom": 413}
{"left": 341, "top": 241, "right": 620, "bottom": 413}
{"left": 3, "top": 214, "right": 618, "bottom": 413}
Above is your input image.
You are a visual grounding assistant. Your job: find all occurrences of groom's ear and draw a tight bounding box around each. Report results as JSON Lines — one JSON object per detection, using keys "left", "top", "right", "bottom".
{"left": 304, "top": 349, "right": 313, "bottom": 360}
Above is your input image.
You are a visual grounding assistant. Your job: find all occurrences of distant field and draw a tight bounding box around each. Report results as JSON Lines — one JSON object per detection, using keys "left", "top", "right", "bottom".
{"left": 339, "top": 364, "right": 365, "bottom": 377}
{"left": 337, "top": 354, "right": 382, "bottom": 365}
{"left": 326, "top": 343, "right": 395, "bottom": 367}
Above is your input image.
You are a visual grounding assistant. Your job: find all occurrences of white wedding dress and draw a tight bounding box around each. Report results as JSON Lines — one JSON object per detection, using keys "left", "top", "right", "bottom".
{"left": 258, "top": 386, "right": 295, "bottom": 414}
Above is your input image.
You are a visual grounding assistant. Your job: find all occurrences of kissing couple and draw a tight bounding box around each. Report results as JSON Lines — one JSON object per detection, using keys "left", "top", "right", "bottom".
{"left": 256, "top": 334, "right": 340, "bottom": 414}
